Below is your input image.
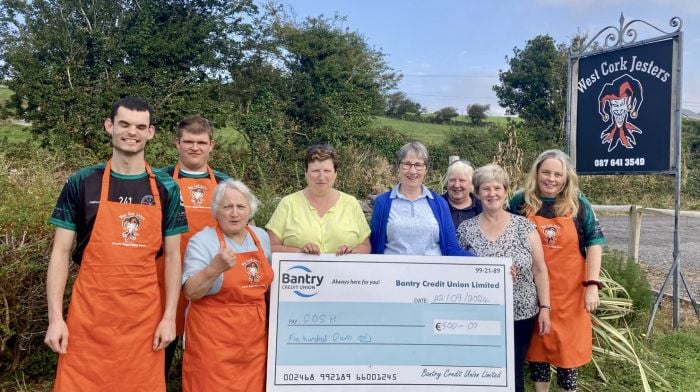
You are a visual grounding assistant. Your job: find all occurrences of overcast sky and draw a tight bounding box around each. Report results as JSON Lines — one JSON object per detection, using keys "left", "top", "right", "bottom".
{"left": 278, "top": 0, "right": 700, "bottom": 115}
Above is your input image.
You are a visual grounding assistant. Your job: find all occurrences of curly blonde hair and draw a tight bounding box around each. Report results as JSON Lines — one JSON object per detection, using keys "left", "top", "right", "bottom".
{"left": 521, "top": 149, "right": 579, "bottom": 217}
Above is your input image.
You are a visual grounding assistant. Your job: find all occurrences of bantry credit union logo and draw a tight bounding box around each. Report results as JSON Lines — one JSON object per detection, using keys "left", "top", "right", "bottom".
{"left": 598, "top": 74, "right": 644, "bottom": 152}
{"left": 281, "top": 265, "right": 324, "bottom": 298}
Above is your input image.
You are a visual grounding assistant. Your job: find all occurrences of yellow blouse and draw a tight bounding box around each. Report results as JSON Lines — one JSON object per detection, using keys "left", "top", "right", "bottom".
{"left": 265, "top": 190, "right": 370, "bottom": 253}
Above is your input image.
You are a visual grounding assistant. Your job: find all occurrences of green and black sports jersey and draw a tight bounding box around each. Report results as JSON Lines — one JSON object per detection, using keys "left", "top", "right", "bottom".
{"left": 159, "top": 165, "right": 230, "bottom": 182}
{"left": 508, "top": 191, "right": 606, "bottom": 257}
{"left": 50, "top": 163, "right": 188, "bottom": 264}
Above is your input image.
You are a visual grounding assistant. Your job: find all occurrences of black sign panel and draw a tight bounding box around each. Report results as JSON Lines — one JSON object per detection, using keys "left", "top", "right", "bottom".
{"left": 573, "top": 39, "right": 674, "bottom": 174}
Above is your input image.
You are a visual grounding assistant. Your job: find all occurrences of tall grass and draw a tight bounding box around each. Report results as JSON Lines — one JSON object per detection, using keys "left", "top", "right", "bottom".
{"left": 0, "top": 144, "right": 71, "bottom": 383}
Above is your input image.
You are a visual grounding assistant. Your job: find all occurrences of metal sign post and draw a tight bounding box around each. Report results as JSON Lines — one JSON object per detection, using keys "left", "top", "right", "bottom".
{"left": 566, "top": 14, "right": 698, "bottom": 334}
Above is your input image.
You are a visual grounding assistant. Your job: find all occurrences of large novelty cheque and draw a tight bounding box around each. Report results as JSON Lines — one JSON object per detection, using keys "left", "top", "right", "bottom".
{"left": 266, "top": 254, "right": 515, "bottom": 392}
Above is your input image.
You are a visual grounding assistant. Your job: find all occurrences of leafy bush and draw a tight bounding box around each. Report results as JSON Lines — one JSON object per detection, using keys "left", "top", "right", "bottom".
{"left": 601, "top": 250, "right": 652, "bottom": 314}
{"left": 350, "top": 126, "right": 407, "bottom": 164}
{"left": 442, "top": 123, "right": 506, "bottom": 168}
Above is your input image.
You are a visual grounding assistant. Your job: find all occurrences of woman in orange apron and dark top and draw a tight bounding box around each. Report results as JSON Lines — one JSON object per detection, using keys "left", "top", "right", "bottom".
{"left": 509, "top": 149, "right": 606, "bottom": 392}
{"left": 181, "top": 179, "right": 273, "bottom": 392}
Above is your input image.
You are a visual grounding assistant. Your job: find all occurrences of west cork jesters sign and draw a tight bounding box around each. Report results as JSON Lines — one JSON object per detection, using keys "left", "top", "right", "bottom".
{"left": 569, "top": 37, "right": 680, "bottom": 174}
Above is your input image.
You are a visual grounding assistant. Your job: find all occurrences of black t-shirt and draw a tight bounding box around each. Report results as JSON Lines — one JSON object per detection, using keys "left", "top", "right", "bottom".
{"left": 50, "top": 163, "right": 188, "bottom": 264}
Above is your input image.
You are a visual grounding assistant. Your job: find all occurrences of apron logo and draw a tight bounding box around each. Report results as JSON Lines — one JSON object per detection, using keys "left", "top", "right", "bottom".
{"left": 542, "top": 225, "right": 559, "bottom": 246}
{"left": 119, "top": 213, "right": 145, "bottom": 241}
{"left": 598, "top": 74, "right": 644, "bottom": 152}
{"left": 243, "top": 259, "right": 261, "bottom": 285}
{"left": 188, "top": 185, "right": 207, "bottom": 205}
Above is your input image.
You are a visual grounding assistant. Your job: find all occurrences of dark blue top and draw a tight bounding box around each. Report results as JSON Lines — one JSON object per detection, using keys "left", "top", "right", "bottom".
{"left": 441, "top": 192, "right": 483, "bottom": 230}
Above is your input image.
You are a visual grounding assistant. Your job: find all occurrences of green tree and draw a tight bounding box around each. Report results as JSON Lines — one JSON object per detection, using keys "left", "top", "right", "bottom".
{"left": 493, "top": 35, "right": 567, "bottom": 143}
{"left": 273, "top": 14, "right": 399, "bottom": 144}
{"left": 384, "top": 92, "right": 423, "bottom": 119}
{"left": 433, "top": 106, "right": 459, "bottom": 124}
{"left": 466, "top": 103, "right": 490, "bottom": 125}
{"left": 0, "top": 0, "right": 258, "bottom": 154}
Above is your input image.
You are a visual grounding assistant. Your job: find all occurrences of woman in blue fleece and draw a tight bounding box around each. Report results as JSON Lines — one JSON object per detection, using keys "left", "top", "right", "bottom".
{"left": 370, "top": 142, "right": 473, "bottom": 256}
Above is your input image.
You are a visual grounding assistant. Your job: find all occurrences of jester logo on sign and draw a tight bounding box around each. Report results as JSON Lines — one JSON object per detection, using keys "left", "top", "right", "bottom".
{"left": 243, "top": 259, "right": 261, "bottom": 285}
{"left": 119, "top": 213, "right": 144, "bottom": 241}
{"left": 598, "top": 74, "right": 644, "bottom": 152}
{"left": 188, "top": 185, "right": 207, "bottom": 205}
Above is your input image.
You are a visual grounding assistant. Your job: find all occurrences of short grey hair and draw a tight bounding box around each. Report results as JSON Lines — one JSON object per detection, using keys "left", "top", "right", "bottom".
{"left": 211, "top": 179, "right": 260, "bottom": 219}
{"left": 397, "top": 141, "right": 429, "bottom": 166}
{"left": 472, "top": 164, "right": 510, "bottom": 192}
{"left": 442, "top": 159, "right": 475, "bottom": 187}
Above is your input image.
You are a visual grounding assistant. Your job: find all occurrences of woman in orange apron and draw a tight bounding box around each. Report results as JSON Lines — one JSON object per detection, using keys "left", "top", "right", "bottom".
{"left": 54, "top": 161, "right": 167, "bottom": 391}
{"left": 181, "top": 179, "right": 273, "bottom": 392}
{"left": 509, "top": 150, "right": 605, "bottom": 392}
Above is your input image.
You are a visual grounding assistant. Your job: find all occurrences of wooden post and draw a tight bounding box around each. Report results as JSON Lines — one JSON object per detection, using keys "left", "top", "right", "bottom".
{"left": 448, "top": 155, "right": 460, "bottom": 164}
{"left": 628, "top": 205, "right": 642, "bottom": 262}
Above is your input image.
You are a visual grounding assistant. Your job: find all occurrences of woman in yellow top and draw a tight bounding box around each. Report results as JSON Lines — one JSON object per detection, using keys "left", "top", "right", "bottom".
{"left": 266, "top": 144, "right": 371, "bottom": 255}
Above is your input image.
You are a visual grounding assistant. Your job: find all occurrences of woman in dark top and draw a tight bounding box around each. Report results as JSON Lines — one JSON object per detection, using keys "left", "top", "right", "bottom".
{"left": 442, "top": 159, "right": 482, "bottom": 229}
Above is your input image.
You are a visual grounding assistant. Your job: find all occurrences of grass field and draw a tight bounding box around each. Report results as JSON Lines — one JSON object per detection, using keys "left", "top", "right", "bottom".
{"left": 373, "top": 115, "right": 515, "bottom": 144}
{"left": 0, "top": 85, "right": 29, "bottom": 142}
{"left": 0, "top": 85, "right": 12, "bottom": 102}
{"left": 373, "top": 116, "right": 458, "bottom": 144}
{"left": 0, "top": 120, "right": 31, "bottom": 143}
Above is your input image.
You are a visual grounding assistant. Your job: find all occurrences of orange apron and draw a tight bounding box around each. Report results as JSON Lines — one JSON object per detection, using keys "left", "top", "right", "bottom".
{"left": 182, "top": 225, "right": 273, "bottom": 392}
{"left": 526, "top": 214, "right": 592, "bottom": 368}
{"left": 157, "top": 163, "right": 219, "bottom": 335}
{"left": 55, "top": 161, "right": 165, "bottom": 391}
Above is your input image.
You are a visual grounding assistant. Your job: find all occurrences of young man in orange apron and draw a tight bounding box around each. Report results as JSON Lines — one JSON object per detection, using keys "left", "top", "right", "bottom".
{"left": 45, "top": 97, "right": 188, "bottom": 391}
{"left": 158, "top": 116, "right": 230, "bottom": 378}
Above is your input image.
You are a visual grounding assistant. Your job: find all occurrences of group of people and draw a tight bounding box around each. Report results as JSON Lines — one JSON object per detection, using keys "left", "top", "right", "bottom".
{"left": 45, "top": 97, "right": 605, "bottom": 392}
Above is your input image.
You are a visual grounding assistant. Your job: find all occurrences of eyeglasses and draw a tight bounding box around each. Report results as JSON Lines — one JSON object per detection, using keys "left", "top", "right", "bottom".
{"left": 399, "top": 161, "right": 427, "bottom": 171}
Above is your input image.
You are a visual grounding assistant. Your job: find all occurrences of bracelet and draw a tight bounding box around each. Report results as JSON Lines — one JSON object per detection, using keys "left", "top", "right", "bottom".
{"left": 539, "top": 305, "right": 551, "bottom": 310}
{"left": 582, "top": 280, "right": 603, "bottom": 289}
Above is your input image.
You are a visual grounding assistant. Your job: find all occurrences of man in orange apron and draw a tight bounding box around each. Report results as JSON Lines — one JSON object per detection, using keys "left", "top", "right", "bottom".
{"left": 158, "top": 116, "right": 230, "bottom": 378}
{"left": 45, "top": 97, "right": 188, "bottom": 391}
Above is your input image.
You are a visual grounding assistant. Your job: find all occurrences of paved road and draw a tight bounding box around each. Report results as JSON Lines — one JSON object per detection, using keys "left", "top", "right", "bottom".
{"left": 598, "top": 214, "right": 700, "bottom": 298}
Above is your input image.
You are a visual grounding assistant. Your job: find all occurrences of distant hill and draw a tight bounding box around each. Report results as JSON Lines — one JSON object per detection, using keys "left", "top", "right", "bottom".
{"left": 682, "top": 108, "right": 700, "bottom": 120}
